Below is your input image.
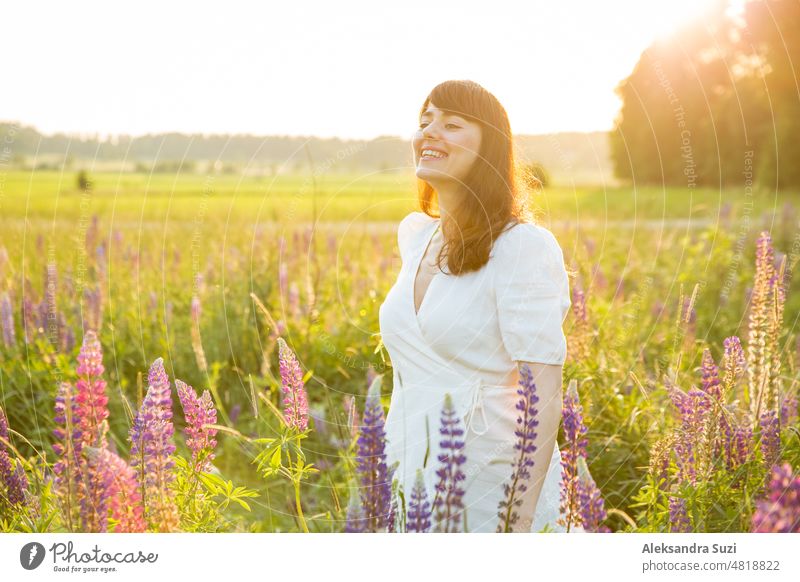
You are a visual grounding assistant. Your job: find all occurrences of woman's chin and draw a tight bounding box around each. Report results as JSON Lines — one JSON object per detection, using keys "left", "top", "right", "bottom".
{"left": 415, "top": 166, "right": 449, "bottom": 182}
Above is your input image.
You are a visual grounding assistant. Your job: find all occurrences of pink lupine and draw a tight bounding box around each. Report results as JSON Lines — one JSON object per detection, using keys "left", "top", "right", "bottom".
{"left": 751, "top": 462, "right": 800, "bottom": 532}
{"left": 83, "top": 446, "right": 145, "bottom": 533}
{"left": 175, "top": 379, "right": 218, "bottom": 473}
{"left": 74, "top": 331, "right": 110, "bottom": 449}
{"left": 276, "top": 338, "right": 309, "bottom": 431}
{"left": 190, "top": 295, "right": 207, "bottom": 373}
{"left": 128, "top": 358, "right": 179, "bottom": 532}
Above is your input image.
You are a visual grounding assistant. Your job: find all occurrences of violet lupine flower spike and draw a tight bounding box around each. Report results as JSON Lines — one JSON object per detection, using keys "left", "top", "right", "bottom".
{"left": 0, "top": 406, "right": 29, "bottom": 507}
{"left": 1, "top": 291, "right": 15, "bottom": 348}
{"left": 354, "top": 375, "right": 393, "bottom": 532}
{"left": 669, "top": 494, "right": 691, "bottom": 533}
{"left": 758, "top": 409, "right": 780, "bottom": 470}
{"left": 497, "top": 363, "right": 540, "bottom": 533}
{"left": 559, "top": 379, "right": 588, "bottom": 532}
{"left": 128, "top": 358, "right": 179, "bottom": 532}
{"left": 52, "top": 382, "right": 84, "bottom": 530}
{"left": 751, "top": 462, "right": 800, "bottom": 532}
{"left": 175, "top": 379, "right": 218, "bottom": 473}
{"left": 75, "top": 331, "right": 110, "bottom": 449}
{"left": 576, "top": 456, "right": 610, "bottom": 532}
{"left": 432, "top": 393, "right": 468, "bottom": 533}
{"left": 407, "top": 469, "right": 432, "bottom": 533}
{"left": 276, "top": 338, "right": 310, "bottom": 432}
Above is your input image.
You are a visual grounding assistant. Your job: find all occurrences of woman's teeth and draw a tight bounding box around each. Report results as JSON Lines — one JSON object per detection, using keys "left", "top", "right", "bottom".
{"left": 421, "top": 149, "right": 448, "bottom": 160}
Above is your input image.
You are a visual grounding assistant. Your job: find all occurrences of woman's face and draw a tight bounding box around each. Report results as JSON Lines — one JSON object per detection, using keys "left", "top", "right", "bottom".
{"left": 412, "top": 103, "right": 482, "bottom": 186}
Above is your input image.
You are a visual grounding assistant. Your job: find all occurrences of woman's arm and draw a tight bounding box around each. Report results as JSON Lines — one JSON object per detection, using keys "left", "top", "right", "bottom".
{"left": 509, "top": 359, "right": 564, "bottom": 532}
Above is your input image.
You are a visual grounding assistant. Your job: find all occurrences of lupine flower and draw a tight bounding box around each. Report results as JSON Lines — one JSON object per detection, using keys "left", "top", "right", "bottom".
{"left": 1, "top": 291, "right": 15, "bottom": 348}
{"left": 669, "top": 494, "right": 691, "bottom": 533}
{"left": 759, "top": 409, "right": 780, "bottom": 469}
{"left": 559, "top": 379, "right": 588, "bottom": 531}
{"left": 668, "top": 383, "right": 712, "bottom": 484}
{"left": 406, "top": 468, "right": 432, "bottom": 533}
{"left": 344, "top": 394, "right": 359, "bottom": 440}
{"left": 432, "top": 393, "right": 467, "bottom": 533}
{"left": 0, "top": 406, "right": 28, "bottom": 507}
{"left": 83, "top": 446, "right": 145, "bottom": 533}
{"left": 648, "top": 433, "right": 676, "bottom": 483}
{"left": 190, "top": 295, "right": 207, "bottom": 373}
{"left": 747, "top": 231, "right": 782, "bottom": 420}
{"left": 569, "top": 283, "right": 591, "bottom": 361}
{"left": 780, "top": 391, "right": 798, "bottom": 427}
{"left": 751, "top": 462, "right": 800, "bottom": 532}
{"left": 721, "top": 413, "right": 753, "bottom": 472}
{"left": 354, "top": 376, "right": 393, "bottom": 532}
{"left": 75, "top": 331, "right": 110, "bottom": 449}
{"left": 343, "top": 477, "right": 368, "bottom": 533}
{"left": 52, "top": 382, "right": 84, "bottom": 530}
{"left": 288, "top": 282, "right": 300, "bottom": 318}
{"left": 576, "top": 456, "right": 610, "bottom": 533}
{"left": 128, "top": 358, "right": 179, "bottom": 532}
{"left": 276, "top": 338, "right": 309, "bottom": 431}
{"left": 175, "top": 379, "right": 218, "bottom": 473}
{"left": 722, "top": 336, "right": 746, "bottom": 400}
{"left": 82, "top": 284, "right": 103, "bottom": 333}
{"left": 700, "top": 349, "right": 724, "bottom": 470}
{"left": 497, "top": 363, "right": 540, "bottom": 532}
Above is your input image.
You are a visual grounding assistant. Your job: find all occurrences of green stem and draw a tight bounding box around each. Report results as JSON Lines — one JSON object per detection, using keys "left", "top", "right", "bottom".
{"left": 286, "top": 453, "right": 309, "bottom": 533}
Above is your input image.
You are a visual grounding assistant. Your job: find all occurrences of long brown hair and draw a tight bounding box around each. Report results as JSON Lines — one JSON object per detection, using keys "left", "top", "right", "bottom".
{"left": 418, "top": 80, "right": 534, "bottom": 276}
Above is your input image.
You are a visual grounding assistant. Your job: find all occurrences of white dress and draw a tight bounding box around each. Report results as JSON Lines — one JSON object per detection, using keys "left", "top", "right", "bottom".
{"left": 379, "top": 211, "right": 574, "bottom": 533}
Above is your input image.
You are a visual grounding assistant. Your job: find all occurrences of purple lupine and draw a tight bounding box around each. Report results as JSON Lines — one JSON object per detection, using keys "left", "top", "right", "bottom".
{"left": 128, "top": 358, "right": 179, "bottom": 532}
{"left": 407, "top": 468, "right": 432, "bottom": 533}
{"left": 559, "top": 379, "right": 588, "bottom": 532}
{"left": 52, "top": 382, "right": 84, "bottom": 530}
{"left": 497, "top": 363, "right": 540, "bottom": 532}
{"left": 189, "top": 295, "right": 207, "bottom": 373}
{"left": 780, "top": 392, "right": 798, "bottom": 427}
{"left": 576, "top": 457, "right": 610, "bottom": 533}
{"left": 747, "top": 231, "right": 777, "bottom": 420}
{"left": 668, "top": 383, "right": 712, "bottom": 484}
{"left": 175, "top": 379, "right": 218, "bottom": 473}
{"left": 759, "top": 409, "right": 780, "bottom": 469}
{"left": 701, "top": 349, "right": 722, "bottom": 402}
{"left": 751, "top": 462, "right": 800, "bottom": 532}
{"left": 722, "top": 415, "right": 753, "bottom": 472}
{"left": 1, "top": 291, "right": 15, "bottom": 348}
{"left": 0, "top": 406, "right": 28, "bottom": 507}
{"left": 354, "top": 377, "right": 392, "bottom": 532}
{"left": 82, "top": 284, "right": 103, "bottom": 333}
{"left": 432, "top": 393, "right": 468, "bottom": 533}
{"left": 288, "top": 282, "right": 300, "bottom": 318}
{"left": 276, "top": 338, "right": 309, "bottom": 431}
{"left": 83, "top": 446, "right": 145, "bottom": 533}
{"left": 669, "top": 495, "right": 691, "bottom": 532}
{"left": 74, "top": 331, "right": 110, "bottom": 449}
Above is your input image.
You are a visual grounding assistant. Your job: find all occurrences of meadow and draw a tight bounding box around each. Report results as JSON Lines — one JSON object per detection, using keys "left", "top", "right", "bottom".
{"left": 1, "top": 169, "right": 799, "bottom": 533}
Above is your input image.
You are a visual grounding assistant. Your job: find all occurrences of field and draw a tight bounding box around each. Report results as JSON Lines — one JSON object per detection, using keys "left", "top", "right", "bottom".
{"left": 1, "top": 170, "right": 799, "bottom": 533}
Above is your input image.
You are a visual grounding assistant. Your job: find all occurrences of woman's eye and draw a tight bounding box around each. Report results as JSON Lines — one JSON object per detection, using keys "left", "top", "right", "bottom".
{"left": 418, "top": 122, "right": 460, "bottom": 129}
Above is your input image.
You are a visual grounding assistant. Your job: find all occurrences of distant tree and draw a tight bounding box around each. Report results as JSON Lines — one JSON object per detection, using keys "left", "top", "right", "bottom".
{"left": 76, "top": 170, "right": 91, "bottom": 192}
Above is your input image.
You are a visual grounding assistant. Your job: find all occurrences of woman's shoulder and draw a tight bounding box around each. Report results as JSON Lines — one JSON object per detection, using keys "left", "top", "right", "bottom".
{"left": 397, "top": 211, "right": 437, "bottom": 258}
{"left": 491, "top": 220, "right": 562, "bottom": 264}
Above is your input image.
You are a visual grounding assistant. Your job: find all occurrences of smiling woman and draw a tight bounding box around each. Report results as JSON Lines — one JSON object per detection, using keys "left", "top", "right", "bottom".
{"left": 378, "top": 80, "right": 577, "bottom": 533}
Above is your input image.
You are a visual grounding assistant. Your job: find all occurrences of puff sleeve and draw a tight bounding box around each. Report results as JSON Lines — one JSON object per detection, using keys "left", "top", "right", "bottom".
{"left": 492, "top": 223, "right": 571, "bottom": 365}
{"left": 397, "top": 211, "right": 435, "bottom": 262}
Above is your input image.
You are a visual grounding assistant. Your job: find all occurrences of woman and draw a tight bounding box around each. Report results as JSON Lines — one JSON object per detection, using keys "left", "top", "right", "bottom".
{"left": 378, "top": 80, "right": 574, "bottom": 533}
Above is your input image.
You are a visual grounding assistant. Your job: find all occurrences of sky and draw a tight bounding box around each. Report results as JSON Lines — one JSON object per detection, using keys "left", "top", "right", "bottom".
{"left": 2, "top": 0, "right": 744, "bottom": 140}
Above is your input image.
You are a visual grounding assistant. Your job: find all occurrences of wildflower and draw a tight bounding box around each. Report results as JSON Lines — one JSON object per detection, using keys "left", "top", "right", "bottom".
{"left": 83, "top": 446, "right": 145, "bottom": 533}
{"left": 74, "top": 331, "right": 110, "bottom": 449}
{"left": 759, "top": 409, "right": 780, "bottom": 469}
{"left": 669, "top": 494, "right": 691, "bottom": 533}
{"left": 432, "top": 393, "right": 467, "bottom": 533}
{"left": 721, "top": 336, "right": 745, "bottom": 401}
{"left": 276, "top": 338, "right": 309, "bottom": 431}
{"left": 190, "top": 295, "right": 207, "bottom": 373}
{"left": 0, "top": 406, "right": 28, "bottom": 507}
{"left": 175, "top": 379, "right": 218, "bottom": 473}
{"left": 559, "top": 379, "right": 588, "bottom": 531}
{"left": 1, "top": 291, "right": 14, "bottom": 348}
{"left": 343, "top": 477, "right": 368, "bottom": 533}
{"left": 128, "top": 358, "right": 179, "bottom": 532}
{"left": 576, "top": 457, "right": 610, "bottom": 533}
{"left": 407, "top": 469, "right": 432, "bottom": 533}
{"left": 354, "top": 376, "right": 392, "bottom": 532}
{"left": 497, "top": 363, "right": 540, "bottom": 532}
{"left": 751, "top": 462, "right": 800, "bottom": 532}
{"left": 52, "top": 382, "right": 84, "bottom": 529}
